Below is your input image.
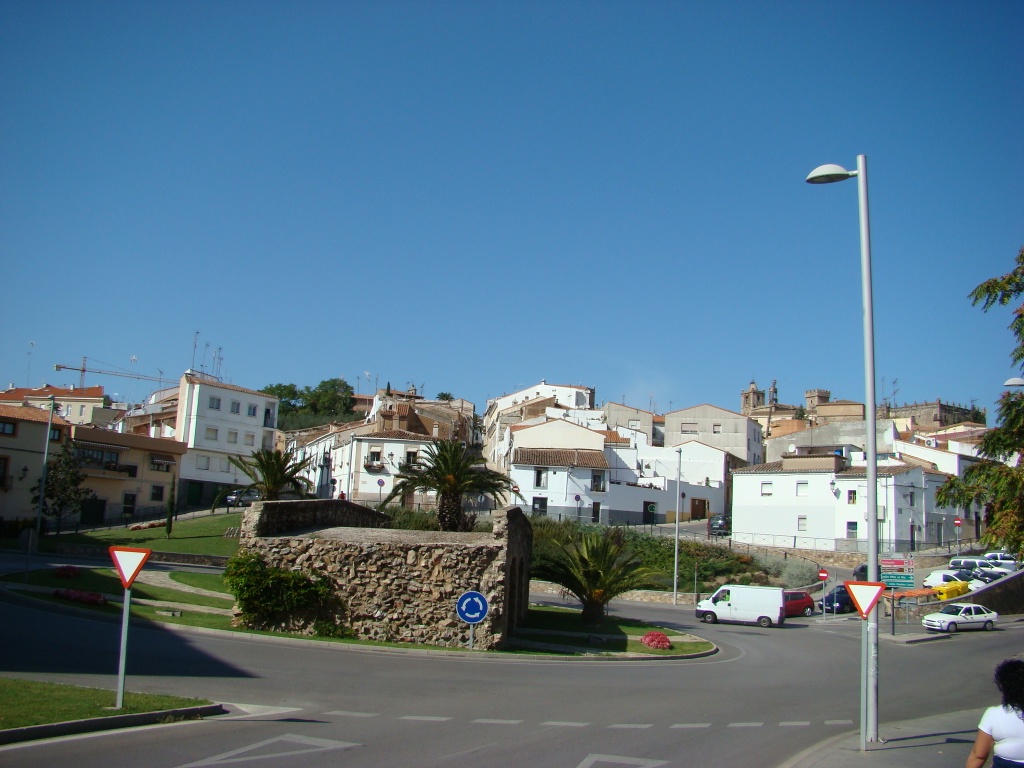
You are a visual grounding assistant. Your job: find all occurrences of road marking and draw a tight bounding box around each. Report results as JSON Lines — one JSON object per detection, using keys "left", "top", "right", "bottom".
{"left": 175, "top": 734, "right": 358, "bottom": 767}
{"left": 779, "top": 721, "right": 811, "bottom": 727}
{"left": 217, "top": 703, "right": 303, "bottom": 718}
{"left": 608, "top": 723, "right": 653, "bottom": 729}
{"left": 670, "top": 723, "right": 711, "bottom": 729}
{"left": 543, "top": 721, "right": 590, "bottom": 727}
{"left": 472, "top": 718, "right": 523, "bottom": 725}
{"left": 727, "top": 722, "right": 764, "bottom": 727}
{"left": 325, "top": 710, "right": 380, "bottom": 718}
{"left": 400, "top": 715, "right": 452, "bottom": 721}
{"left": 825, "top": 719, "right": 854, "bottom": 725}
{"left": 576, "top": 755, "right": 669, "bottom": 767}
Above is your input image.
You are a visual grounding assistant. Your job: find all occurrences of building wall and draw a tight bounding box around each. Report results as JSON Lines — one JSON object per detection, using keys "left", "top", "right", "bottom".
{"left": 240, "top": 501, "right": 533, "bottom": 649}
{"left": 663, "top": 405, "right": 763, "bottom": 464}
{"left": 0, "top": 407, "right": 69, "bottom": 521}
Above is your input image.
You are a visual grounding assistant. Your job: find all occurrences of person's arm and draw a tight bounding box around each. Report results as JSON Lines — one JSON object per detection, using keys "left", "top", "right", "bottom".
{"left": 966, "top": 729, "right": 994, "bottom": 768}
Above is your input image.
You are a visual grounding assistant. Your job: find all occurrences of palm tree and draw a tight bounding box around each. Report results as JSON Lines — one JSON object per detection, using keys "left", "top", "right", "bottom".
{"left": 533, "top": 530, "right": 662, "bottom": 624}
{"left": 381, "top": 439, "right": 515, "bottom": 531}
{"left": 214, "top": 449, "right": 314, "bottom": 509}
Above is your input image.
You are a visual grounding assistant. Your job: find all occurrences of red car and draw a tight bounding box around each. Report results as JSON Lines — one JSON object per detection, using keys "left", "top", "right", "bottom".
{"left": 784, "top": 591, "right": 815, "bottom": 617}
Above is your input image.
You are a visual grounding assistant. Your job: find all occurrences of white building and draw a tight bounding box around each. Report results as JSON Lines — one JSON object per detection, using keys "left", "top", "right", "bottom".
{"left": 482, "top": 380, "right": 595, "bottom": 465}
{"left": 731, "top": 449, "right": 966, "bottom": 553}
{"left": 663, "top": 404, "right": 764, "bottom": 465}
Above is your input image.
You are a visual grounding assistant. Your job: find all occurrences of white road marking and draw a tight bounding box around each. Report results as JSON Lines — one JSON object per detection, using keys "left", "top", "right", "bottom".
{"left": 825, "top": 719, "right": 854, "bottom": 725}
{"left": 608, "top": 723, "right": 654, "bottom": 729}
{"left": 175, "top": 734, "right": 358, "bottom": 767}
{"left": 400, "top": 715, "right": 452, "bottom": 721}
{"left": 727, "top": 722, "right": 764, "bottom": 727}
{"left": 472, "top": 718, "right": 523, "bottom": 724}
{"left": 325, "top": 710, "right": 380, "bottom": 718}
{"left": 779, "top": 721, "right": 811, "bottom": 726}
{"left": 543, "top": 721, "right": 590, "bottom": 727}
{"left": 216, "top": 703, "right": 303, "bottom": 719}
{"left": 670, "top": 723, "right": 711, "bottom": 729}
{"left": 576, "top": 755, "right": 669, "bottom": 767}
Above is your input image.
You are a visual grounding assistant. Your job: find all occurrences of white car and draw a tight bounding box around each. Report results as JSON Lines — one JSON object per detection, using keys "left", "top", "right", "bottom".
{"left": 921, "top": 603, "right": 998, "bottom": 633}
{"left": 922, "top": 570, "right": 984, "bottom": 591}
{"left": 984, "top": 551, "right": 1021, "bottom": 570}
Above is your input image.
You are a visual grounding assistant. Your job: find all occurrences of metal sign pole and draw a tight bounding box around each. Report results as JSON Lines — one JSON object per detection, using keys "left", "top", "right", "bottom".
{"left": 116, "top": 587, "right": 131, "bottom": 709}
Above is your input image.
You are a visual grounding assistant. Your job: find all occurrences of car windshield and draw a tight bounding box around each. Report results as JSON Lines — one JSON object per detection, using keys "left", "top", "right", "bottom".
{"left": 939, "top": 605, "right": 964, "bottom": 616}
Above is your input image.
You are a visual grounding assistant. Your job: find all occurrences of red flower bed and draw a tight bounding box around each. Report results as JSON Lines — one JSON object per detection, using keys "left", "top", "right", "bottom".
{"left": 639, "top": 631, "right": 672, "bottom": 650}
{"left": 53, "top": 589, "right": 108, "bottom": 606}
{"left": 54, "top": 565, "right": 82, "bottom": 578}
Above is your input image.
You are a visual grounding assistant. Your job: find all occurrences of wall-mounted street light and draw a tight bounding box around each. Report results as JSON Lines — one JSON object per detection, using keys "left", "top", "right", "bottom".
{"left": 807, "top": 155, "right": 879, "bottom": 749}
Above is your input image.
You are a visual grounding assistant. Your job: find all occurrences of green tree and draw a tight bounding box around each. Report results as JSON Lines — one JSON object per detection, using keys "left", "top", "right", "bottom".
{"left": 31, "top": 443, "right": 96, "bottom": 536}
{"left": 304, "top": 378, "right": 354, "bottom": 417}
{"left": 532, "top": 529, "right": 662, "bottom": 624}
{"left": 165, "top": 477, "right": 176, "bottom": 538}
{"left": 436, "top": 392, "right": 454, "bottom": 402}
{"left": 936, "top": 247, "right": 1024, "bottom": 556}
{"left": 381, "top": 440, "right": 516, "bottom": 531}
{"left": 260, "top": 383, "right": 304, "bottom": 416}
{"left": 213, "top": 449, "right": 314, "bottom": 509}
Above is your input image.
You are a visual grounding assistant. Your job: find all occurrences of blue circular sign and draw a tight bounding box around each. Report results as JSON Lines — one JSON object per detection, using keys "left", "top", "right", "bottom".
{"left": 456, "top": 591, "right": 489, "bottom": 624}
{"left": 377, "top": 479, "right": 385, "bottom": 487}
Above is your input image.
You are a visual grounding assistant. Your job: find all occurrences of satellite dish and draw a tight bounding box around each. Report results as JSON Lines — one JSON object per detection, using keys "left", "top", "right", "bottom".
{"left": 788, "top": 444, "right": 796, "bottom": 453}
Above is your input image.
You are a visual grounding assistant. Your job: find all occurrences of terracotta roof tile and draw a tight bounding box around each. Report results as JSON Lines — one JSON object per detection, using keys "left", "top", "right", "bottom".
{"left": 0, "top": 403, "right": 72, "bottom": 426}
{"left": 0, "top": 385, "right": 105, "bottom": 400}
{"left": 511, "top": 448, "right": 608, "bottom": 469}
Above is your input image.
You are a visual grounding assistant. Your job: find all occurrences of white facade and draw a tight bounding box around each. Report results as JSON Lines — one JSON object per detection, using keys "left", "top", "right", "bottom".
{"left": 731, "top": 456, "right": 964, "bottom": 553}
{"left": 664, "top": 404, "right": 764, "bottom": 465}
{"left": 482, "top": 380, "right": 595, "bottom": 464}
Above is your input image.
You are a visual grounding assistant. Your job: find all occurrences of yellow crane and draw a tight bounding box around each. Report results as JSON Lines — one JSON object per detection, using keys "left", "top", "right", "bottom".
{"left": 54, "top": 358, "right": 170, "bottom": 389}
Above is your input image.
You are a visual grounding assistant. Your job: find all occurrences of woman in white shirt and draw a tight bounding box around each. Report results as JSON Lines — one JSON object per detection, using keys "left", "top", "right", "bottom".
{"left": 967, "top": 658, "right": 1024, "bottom": 768}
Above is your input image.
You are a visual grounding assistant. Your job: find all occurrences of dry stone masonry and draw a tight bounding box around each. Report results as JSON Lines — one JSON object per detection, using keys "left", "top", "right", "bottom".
{"left": 239, "top": 499, "right": 532, "bottom": 649}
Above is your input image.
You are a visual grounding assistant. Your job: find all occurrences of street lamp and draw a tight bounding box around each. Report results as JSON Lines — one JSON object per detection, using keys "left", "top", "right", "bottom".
{"left": 806, "top": 155, "right": 879, "bottom": 749}
{"left": 673, "top": 448, "right": 682, "bottom": 605}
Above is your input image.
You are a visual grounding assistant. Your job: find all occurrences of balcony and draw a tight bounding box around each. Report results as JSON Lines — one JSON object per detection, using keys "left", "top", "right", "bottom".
{"left": 363, "top": 462, "right": 386, "bottom": 473}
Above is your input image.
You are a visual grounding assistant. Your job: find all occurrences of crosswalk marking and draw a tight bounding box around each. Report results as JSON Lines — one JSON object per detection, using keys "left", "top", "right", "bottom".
{"left": 543, "top": 721, "right": 590, "bottom": 727}
{"left": 670, "top": 723, "right": 711, "bottom": 729}
{"left": 780, "top": 721, "right": 811, "bottom": 726}
{"left": 727, "top": 722, "right": 764, "bottom": 727}
{"left": 325, "top": 710, "right": 380, "bottom": 718}
{"left": 473, "top": 719, "right": 524, "bottom": 725}
{"left": 609, "top": 724, "right": 653, "bottom": 729}
{"left": 400, "top": 715, "right": 452, "bottom": 721}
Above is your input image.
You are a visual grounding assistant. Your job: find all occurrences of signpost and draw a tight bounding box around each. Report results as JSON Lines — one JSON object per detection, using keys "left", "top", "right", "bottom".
{"left": 456, "top": 590, "right": 489, "bottom": 650}
{"left": 817, "top": 569, "right": 831, "bottom": 619}
{"left": 109, "top": 546, "right": 152, "bottom": 708}
{"left": 954, "top": 517, "right": 963, "bottom": 554}
{"left": 880, "top": 557, "right": 915, "bottom": 590}
{"left": 844, "top": 581, "right": 887, "bottom": 621}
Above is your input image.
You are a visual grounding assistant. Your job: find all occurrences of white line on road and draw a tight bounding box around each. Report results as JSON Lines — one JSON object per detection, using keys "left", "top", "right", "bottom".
{"left": 608, "top": 724, "right": 654, "bottom": 729}
{"left": 542, "top": 721, "right": 590, "bottom": 727}
{"left": 670, "top": 723, "right": 711, "bottom": 729}
{"left": 472, "top": 719, "right": 524, "bottom": 725}
{"left": 825, "top": 719, "right": 854, "bottom": 725}
{"left": 779, "top": 721, "right": 811, "bottom": 727}
{"left": 325, "top": 710, "right": 380, "bottom": 718}
{"left": 727, "top": 722, "right": 764, "bottom": 727}
{"left": 400, "top": 715, "right": 453, "bottom": 721}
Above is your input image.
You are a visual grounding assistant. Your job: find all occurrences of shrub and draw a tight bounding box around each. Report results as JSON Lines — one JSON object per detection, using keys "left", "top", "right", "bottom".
{"left": 757, "top": 555, "right": 786, "bottom": 578}
{"left": 53, "top": 589, "right": 107, "bottom": 606}
{"left": 384, "top": 507, "right": 440, "bottom": 531}
{"left": 224, "top": 551, "right": 349, "bottom": 637}
{"left": 639, "top": 631, "right": 672, "bottom": 650}
{"left": 782, "top": 561, "right": 821, "bottom": 589}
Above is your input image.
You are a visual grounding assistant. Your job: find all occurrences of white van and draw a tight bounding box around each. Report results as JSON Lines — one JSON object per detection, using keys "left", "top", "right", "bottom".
{"left": 695, "top": 585, "right": 785, "bottom": 628}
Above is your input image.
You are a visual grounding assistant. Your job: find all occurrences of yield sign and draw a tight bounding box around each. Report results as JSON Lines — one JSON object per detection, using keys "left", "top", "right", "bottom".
{"left": 109, "top": 547, "right": 152, "bottom": 589}
{"left": 844, "top": 581, "right": 887, "bottom": 620}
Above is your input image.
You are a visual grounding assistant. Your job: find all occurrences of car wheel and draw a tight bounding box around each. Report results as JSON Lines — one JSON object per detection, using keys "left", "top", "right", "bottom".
{"left": 702, "top": 612, "right": 717, "bottom": 624}
{"left": 758, "top": 616, "right": 772, "bottom": 628}
{"left": 947, "top": 622, "right": 957, "bottom": 633}
{"left": 983, "top": 620, "right": 994, "bottom": 631}
{"left": 803, "top": 606, "right": 814, "bottom": 617}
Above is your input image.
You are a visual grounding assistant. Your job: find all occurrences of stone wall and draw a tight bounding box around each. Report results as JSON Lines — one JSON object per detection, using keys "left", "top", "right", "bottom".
{"left": 239, "top": 501, "right": 532, "bottom": 649}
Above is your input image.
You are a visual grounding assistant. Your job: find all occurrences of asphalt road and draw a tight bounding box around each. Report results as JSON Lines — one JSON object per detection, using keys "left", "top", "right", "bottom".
{"left": 2, "top": 573, "right": 1020, "bottom": 768}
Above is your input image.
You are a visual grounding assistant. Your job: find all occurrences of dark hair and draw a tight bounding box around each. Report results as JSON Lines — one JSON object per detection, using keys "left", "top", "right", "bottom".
{"left": 995, "top": 659, "right": 1024, "bottom": 712}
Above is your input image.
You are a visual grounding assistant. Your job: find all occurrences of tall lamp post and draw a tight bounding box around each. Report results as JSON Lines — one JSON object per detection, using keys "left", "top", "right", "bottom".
{"left": 806, "top": 155, "right": 879, "bottom": 749}
{"left": 673, "top": 448, "right": 682, "bottom": 605}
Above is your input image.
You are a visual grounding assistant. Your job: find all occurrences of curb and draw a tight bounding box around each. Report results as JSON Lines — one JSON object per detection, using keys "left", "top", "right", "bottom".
{"left": 0, "top": 704, "right": 227, "bottom": 746}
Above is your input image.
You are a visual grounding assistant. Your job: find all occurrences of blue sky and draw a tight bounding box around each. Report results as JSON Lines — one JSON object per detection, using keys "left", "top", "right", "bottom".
{"left": 2, "top": 2, "right": 1022, "bottom": 419}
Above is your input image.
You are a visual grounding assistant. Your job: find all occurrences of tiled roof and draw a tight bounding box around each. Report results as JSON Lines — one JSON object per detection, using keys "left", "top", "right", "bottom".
{"left": 0, "top": 385, "right": 105, "bottom": 400}
{"left": 363, "top": 429, "right": 435, "bottom": 441}
{"left": 0, "top": 403, "right": 72, "bottom": 426}
{"left": 184, "top": 374, "right": 275, "bottom": 399}
{"left": 597, "top": 430, "right": 630, "bottom": 445}
{"left": 733, "top": 461, "right": 934, "bottom": 479}
{"left": 512, "top": 448, "right": 609, "bottom": 469}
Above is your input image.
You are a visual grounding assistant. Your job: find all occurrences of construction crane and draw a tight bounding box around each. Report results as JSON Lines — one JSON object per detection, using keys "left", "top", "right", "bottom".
{"left": 54, "top": 357, "right": 171, "bottom": 389}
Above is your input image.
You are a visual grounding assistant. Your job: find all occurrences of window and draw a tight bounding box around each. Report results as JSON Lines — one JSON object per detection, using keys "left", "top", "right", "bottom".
{"left": 592, "top": 502, "right": 601, "bottom": 523}
{"left": 209, "top": 396, "right": 221, "bottom": 410}
{"left": 846, "top": 521, "right": 859, "bottom": 538}
{"left": 712, "top": 424, "right": 722, "bottom": 434}
{"left": 531, "top": 497, "right": 548, "bottom": 516}
{"left": 220, "top": 458, "right": 230, "bottom": 472}
{"left": 628, "top": 420, "right": 640, "bottom": 430}
{"left": 150, "top": 485, "right": 164, "bottom": 502}
{"left": 79, "top": 405, "right": 85, "bottom": 417}
{"left": 760, "top": 482, "right": 773, "bottom": 496}
{"left": 680, "top": 422, "right": 698, "bottom": 434}
{"left": 907, "top": 491, "right": 915, "bottom": 506}
{"left": 0, "top": 456, "right": 8, "bottom": 488}
{"left": 247, "top": 403, "right": 257, "bottom": 417}
{"left": 244, "top": 433, "right": 255, "bottom": 446}
{"left": 197, "top": 455, "right": 210, "bottom": 470}
{"left": 228, "top": 430, "right": 238, "bottom": 444}
{"left": 205, "top": 427, "right": 218, "bottom": 441}
{"left": 0, "top": 421, "right": 15, "bottom": 436}
{"left": 847, "top": 489, "right": 857, "bottom": 505}
{"left": 230, "top": 400, "right": 241, "bottom": 414}
{"left": 405, "top": 451, "right": 418, "bottom": 465}
{"left": 49, "top": 427, "right": 61, "bottom": 441}
{"left": 797, "top": 515, "right": 807, "bottom": 531}
{"left": 534, "top": 467, "right": 548, "bottom": 489}
{"left": 592, "top": 471, "right": 606, "bottom": 493}
{"left": 368, "top": 450, "right": 382, "bottom": 464}
{"left": 796, "top": 481, "right": 808, "bottom": 497}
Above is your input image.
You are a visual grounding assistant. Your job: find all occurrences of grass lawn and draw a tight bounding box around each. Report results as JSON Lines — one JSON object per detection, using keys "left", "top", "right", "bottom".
{"left": 167, "top": 570, "right": 229, "bottom": 594}
{"left": 515, "top": 606, "right": 712, "bottom": 655}
{"left": 37, "top": 513, "right": 242, "bottom": 557}
{"left": 0, "top": 678, "right": 210, "bottom": 730}
{"left": 3, "top": 568, "right": 234, "bottom": 609}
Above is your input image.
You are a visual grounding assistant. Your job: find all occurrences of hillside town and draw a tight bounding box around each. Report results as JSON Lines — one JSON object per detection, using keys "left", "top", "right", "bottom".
{"left": 0, "top": 372, "right": 987, "bottom": 555}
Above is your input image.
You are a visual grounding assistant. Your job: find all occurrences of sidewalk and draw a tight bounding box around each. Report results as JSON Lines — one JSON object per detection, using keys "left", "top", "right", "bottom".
{"left": 779, "top": 708, "right": 982, "bottom": 768}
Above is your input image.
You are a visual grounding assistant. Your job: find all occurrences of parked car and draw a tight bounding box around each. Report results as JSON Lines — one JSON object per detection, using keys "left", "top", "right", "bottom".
{"left": 708, "top": 515, "right": 731, "bottom": 537}
{"left": 784, "top": 590, "right": 815, "bottom": 617}
{"left": 921, "top": 603, "right": 998, "bottom": 633}
{"left": 969, "top": 568, "right": 1005, "bottom": 584}
{"left": 949, "top": 557, "right": 1014, "bottom": 575}
{"left": 852, "top": 562, "right": 880, "bottom": 580}
{"left": 819, "top": 585, "right": 855, "bottom": 614}
{"left": 984, "top": 551, "right": 1021, "bottom": 570}
{"left": 922, "top": 570, "right": 970, "bottom": 589}
{"left": 226, "top": 488, "right": 262, "bottom": 507}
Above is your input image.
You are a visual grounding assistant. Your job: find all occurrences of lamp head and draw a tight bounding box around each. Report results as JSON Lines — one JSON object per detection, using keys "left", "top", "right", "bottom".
{"left": 806, "top": 163, "right": 855, "bottom": 184}
{"left": 1004, "top": 377, "right": 1024, "bottom": 387}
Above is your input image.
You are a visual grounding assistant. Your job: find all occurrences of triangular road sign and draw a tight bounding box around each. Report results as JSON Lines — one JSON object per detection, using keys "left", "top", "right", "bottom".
{"left": 844, "top": 580, "right": 887, "bottom": 619}
{"left": 109, "top": 546, "right": 152, "bottom": 589}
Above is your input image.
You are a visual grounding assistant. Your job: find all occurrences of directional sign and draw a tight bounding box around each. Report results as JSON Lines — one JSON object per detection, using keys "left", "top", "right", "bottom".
{"left": 456, "top": 591, "right": 489, "bottom": 624}
{"left": 880, "top": 572, "right": 914, "bottom": 589}
{"left": 844, "top": 581, "right": 887, "bottom": 620}
{"left": 109, "top": 547, "right": 152, "bottom": 589}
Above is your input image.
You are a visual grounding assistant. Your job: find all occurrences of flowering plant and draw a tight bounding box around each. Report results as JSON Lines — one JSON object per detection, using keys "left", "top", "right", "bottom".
{"left": 53, "top": 589, "right": 108, "bottom": 606}
{"left": 54, "top": 565, "right": 82, "bottom": 578}
{"left": 639, "top": 631, "right": 672, "bottom": 650}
